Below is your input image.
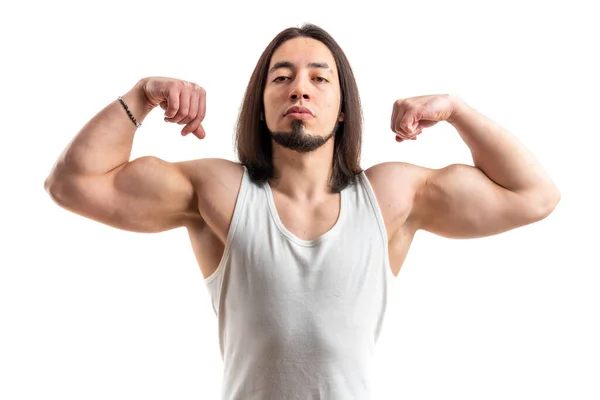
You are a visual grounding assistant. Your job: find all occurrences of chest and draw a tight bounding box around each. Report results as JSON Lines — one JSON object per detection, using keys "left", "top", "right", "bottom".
{"left": 271, "top": 190, "right": 341, "bottom": 242}
{"left": 192, "top": 172, "right": 415, "bottom": 280}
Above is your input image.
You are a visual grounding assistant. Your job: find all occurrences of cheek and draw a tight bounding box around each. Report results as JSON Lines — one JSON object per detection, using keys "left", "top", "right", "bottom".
{"left": 326, "top": 94, "right": 342, "bottom": 113}
{"left": 263, "top": 90, "right": 283, "bottom": 112}
{"left": 327, "top": 87, "right": 342, "bottom": 106}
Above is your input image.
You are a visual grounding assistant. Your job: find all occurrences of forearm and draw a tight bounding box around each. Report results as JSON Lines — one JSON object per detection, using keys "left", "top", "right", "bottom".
{"left": 447, "top": 96, "right": 560, "bottom": 205}
{"left": 46, "top": 78, "right": 154, "bottom": 181}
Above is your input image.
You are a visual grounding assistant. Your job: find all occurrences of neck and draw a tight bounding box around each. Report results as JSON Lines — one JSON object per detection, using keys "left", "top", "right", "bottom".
{"left": 269, "top": 139, "right": 336, "bottom": 201}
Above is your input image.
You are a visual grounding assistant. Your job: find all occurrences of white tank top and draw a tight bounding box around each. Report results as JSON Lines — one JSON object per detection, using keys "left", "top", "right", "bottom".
{"left": 204, "top": 166, "right": 396, "bottom": 399}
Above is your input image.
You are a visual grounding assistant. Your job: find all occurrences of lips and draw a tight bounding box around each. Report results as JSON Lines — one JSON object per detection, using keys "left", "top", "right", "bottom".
{"left": 284, "top": 106, "right": 314, "bottom": 116}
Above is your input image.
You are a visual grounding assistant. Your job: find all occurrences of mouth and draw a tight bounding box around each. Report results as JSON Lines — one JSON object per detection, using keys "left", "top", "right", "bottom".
{"left": 285, "top": 112, "right": 314, "bottom": 120}
{"left": 284, "top": 105, "right": 314, "bottom": 117}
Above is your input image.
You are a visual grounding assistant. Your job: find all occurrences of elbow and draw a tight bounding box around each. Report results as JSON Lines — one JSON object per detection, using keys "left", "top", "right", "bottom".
{"left": 542, "top": 185, "right": 562, "bottom": 216}
{"left": 44, "top": 175, "right": 74, "bottom": 207}
{"left": 44, "top": 176, "right": 55, "bottom": 193}
{"left": 44, "top": 173, "right": 63, "bottom": 196}
{"left": 44, "top": 178, "right": 63, "bottom": 205}
{"left": 529, "top": 186, "right": 561, "bottom": 221}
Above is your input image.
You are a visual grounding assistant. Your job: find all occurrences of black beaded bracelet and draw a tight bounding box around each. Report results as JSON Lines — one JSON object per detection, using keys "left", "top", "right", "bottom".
{"left": 118, "top": 95, "right": 142, "bottom": 128}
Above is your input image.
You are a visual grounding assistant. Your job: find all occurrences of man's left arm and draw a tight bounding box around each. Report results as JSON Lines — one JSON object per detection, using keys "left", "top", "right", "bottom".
{"left": 447, "top": 97, "right": 560, "bottom": 213}
{"left": 384, "top": 94, "right": 561, "bottom": 239}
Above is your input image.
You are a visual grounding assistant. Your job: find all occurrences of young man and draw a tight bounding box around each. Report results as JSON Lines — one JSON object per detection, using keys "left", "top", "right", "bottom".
{"left": 44, "top": 24, "right": 560, "bottom": 399}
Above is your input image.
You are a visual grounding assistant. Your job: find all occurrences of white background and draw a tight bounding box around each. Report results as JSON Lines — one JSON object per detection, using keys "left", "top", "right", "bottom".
{"left": 1, "top": 0, "right": 598, "bottom": 399}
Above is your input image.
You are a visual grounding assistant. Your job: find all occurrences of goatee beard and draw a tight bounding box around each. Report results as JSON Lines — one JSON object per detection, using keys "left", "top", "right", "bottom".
{"left": 269, "top": 119, "right": 338, "bottom": 153}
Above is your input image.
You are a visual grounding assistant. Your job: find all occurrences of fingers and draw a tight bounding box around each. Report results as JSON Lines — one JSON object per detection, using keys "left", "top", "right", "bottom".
{"left": 164, "top": 89, "right": 180, "bottom": 120}
{"left": 168, "top": 91, "right": 190, "bottom": 124}
{"left": 181, "top": 86, "right": 206, "bottom": 139}
{"left": 397, "top": 111, "right": 416, "bottom": 137}
{"left": 191, "top": 124, "right": 206, "bottom": 140}
{"left": 395, "top": 128, "right": 421, "bottom": 142}
{"left": 179, "top": 89, "right": 199, "bottom": 126}
{"left": 159, "top": 80, "right": 206, "bottom": 139}
{"left": 391, "top": 99, "right": 420, "bottom": 142}
{"left": 182, "top": 113, "right": 205, "bottom": 138}
{"left": 391, "top": 100, "right": 412, "bottom": 137}
{"left": 164, "top": 82, "right": 195, "bottom": 124}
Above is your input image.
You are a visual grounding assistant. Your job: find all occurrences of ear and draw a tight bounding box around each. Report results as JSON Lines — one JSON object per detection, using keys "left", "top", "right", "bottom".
{"left": 260, "top": 111, "right": 264, "bottom": 121}
{"left": 338, "top": 112, "right": 344, "bottom": 122}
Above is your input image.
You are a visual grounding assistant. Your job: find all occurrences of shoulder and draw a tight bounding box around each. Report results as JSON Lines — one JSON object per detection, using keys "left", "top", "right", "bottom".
{"left": 364, "top": 161, "right": 434, "bottom": 236}
{"left": 174, "top": 158, "right": 246, "bottom": 242}
{"left": 365, "top": 160, "right": 437, "bottom": 185}
{"left": 175, "top": 158, "right": 245, "bottom": 191}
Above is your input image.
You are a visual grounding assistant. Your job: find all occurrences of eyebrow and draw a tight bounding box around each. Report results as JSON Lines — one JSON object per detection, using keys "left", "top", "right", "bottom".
{"left": 268, "top": 61, "right": 333, "bottom": 75}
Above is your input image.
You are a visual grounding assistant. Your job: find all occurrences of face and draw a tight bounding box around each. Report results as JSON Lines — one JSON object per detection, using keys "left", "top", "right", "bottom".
{"left": 263, "top": 37, "right": 344, "bottom": 153}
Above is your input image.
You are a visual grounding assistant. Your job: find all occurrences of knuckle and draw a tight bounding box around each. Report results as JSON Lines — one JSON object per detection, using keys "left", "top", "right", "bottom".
{"left": 186, "top": 111, "right": 198, "bottom": 122}
{"left": 168, "top": 90, "right": 179, "bottom": 103}
{"left": 188, "top": 108, "right": 198, "bottom": 119}
{"left": 191, "top": 113, "right": 202, "bottom": 124}
{"left": 172, "top": 80, "right": 184, "bottom": 93}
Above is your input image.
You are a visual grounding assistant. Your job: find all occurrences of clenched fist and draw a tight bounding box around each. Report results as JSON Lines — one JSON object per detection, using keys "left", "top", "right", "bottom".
{"left": 140, "top": 76, "right": 207, "bottom": 139}
{"left": 391, "top": 94, "right": 458, "bottom": 142}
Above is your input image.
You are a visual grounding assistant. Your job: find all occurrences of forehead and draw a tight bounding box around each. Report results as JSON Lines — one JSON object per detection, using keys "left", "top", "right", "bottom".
{"left": 269, "top": 37, "right": 337, "bottom": 74}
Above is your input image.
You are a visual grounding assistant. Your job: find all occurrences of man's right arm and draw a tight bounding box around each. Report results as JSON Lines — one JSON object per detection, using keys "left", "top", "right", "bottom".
{"left": 44, "top": 77, "right": 208, "bottom": 233}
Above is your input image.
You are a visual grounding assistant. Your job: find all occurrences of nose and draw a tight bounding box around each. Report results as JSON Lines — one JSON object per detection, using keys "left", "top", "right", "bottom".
{"left": 289, "top": 76, "right": 311, "bottom": 101}
{"left": 290, "top": 90, "right": 310, "bottom": 100}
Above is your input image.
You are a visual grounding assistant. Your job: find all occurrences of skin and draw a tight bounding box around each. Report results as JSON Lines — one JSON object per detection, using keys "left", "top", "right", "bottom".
{"left": 263, "top": 37, "right": 345, "bottom": 204}
{"left": 45, "top": 37, "right": 561, "bottom": 280}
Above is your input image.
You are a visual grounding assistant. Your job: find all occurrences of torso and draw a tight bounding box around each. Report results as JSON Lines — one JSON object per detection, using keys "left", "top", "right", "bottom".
{"left": 185, "top": 159, "right": 417, "bottom": 280}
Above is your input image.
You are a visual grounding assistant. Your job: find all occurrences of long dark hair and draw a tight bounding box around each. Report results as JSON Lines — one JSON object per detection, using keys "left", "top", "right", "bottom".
{"left": 234, "top": 23, "right": 363, "bottom": 193}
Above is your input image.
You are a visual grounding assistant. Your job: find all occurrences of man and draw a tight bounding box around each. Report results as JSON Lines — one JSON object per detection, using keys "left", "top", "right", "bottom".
{"left": 44, "top": 23, "right": 560, "bottom": 399}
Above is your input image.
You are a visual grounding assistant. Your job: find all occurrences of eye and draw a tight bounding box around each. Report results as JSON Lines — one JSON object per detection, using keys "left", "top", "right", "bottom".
{"left": 274, "top": 76, "right": 289, "bottom": 82}
{"left": 314, "top": 77, "right": 329, "bottom": 83}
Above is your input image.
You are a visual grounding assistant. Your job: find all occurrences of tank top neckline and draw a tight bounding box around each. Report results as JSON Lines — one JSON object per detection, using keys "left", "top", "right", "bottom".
{"left": 262, "top": 180, "right": 347, "bottom": 247}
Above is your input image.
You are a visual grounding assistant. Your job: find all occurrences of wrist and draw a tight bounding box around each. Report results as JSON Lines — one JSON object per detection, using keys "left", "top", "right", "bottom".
{"left": 119, "top": 81, "right": 155, "bottom": 125}
{"left": 446, "top": 95, "right": 468, "bottom": 125}
{"left": 132, "top": 78, "right": 158, "bottom": 112}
